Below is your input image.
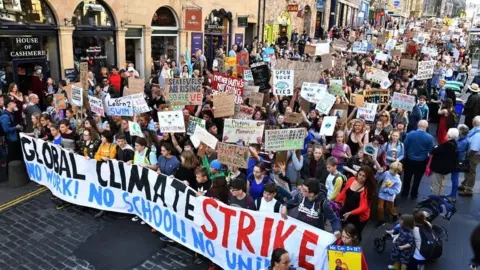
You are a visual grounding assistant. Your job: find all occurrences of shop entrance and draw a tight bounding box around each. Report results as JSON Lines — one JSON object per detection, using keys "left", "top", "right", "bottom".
{"left": 125, "top": 28, "right": 144, "bottom": 77}
{"left": 12, "top": 58, "right": 48, "bottom": 95}
{"left": 204, "top": 34, "right": 229, "bottom": 69}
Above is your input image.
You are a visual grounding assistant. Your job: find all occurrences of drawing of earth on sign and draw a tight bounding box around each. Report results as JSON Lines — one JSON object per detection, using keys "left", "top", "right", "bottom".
{"left": 275, "top": 81, "right": 290, "bottom": 92}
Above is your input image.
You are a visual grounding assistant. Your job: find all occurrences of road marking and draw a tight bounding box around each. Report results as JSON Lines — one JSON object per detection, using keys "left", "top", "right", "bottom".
{"left": 0, "top": 186, "right": 48, "bottom": 212}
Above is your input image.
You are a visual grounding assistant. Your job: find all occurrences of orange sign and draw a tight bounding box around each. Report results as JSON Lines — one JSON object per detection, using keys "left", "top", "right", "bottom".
{"left": 185, "top": 9, "right": 202, "bottom": 31}
{"left": 287, "top": 4, "right": 299, "bottom": 12}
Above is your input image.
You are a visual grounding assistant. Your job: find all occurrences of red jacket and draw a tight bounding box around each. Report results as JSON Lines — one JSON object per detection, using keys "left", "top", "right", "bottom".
{"left": 108, "top": 73, "right": 121, "bottom": 92}
{"left": 335, "top": 239, "right": 369, "bottom": 270}
{"left": 335, "top": 177, "right": 371, "bottom": 222}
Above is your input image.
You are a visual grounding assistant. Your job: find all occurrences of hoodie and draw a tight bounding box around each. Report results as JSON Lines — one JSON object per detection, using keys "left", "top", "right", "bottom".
{"left": 285, "top": 191, "right": 341, "bottom": 232}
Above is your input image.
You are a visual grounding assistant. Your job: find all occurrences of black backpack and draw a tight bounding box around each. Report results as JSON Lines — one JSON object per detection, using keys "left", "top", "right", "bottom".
{"left": 419, "top": 226, "right": 443, "bottom": 260}
{"left": 446, "top": 109, "right": 459, "bottom": 129}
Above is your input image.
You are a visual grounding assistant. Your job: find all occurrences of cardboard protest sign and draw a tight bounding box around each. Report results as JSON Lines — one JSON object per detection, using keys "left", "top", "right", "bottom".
{"left": 319, "top": 116, "right": 337, "bottom": 136}
{"left": 356, "top": 103, "right": 378, "bottom": 122}
{"left": 87, "top": 96, "right": 105, "bottom": 116}
{"left": 390, "top": 49, "right": 402, "bottom": 57}
{"left": 363, "top": 142, "right": 379, "bottom": 157}
{"left": 400, "top": 59, "right": 418, "bottom": 71}
{"left": 330, "top": 104, "right": 348, "bottom": 122}
{"left": 158, "top": 111, "right": 185, "bottom": 133}
{"left": 316, "top": 93, "right": 336, "bottom": 115}
{"left": 284, "top": 112, "right": 303, "bottom": 124}
{"left": 191, "top": 126, "right": 218, "bottom": 149}
{"left": 211, "top": 73, "right": 245, "bottom": 104}
{"left": 130, "top": 93, "right": 151, "bottom": 114}
{"left": 301, "top": 82, "right": 327, "bottom": 103}
{"left": 187, "top": 116, "right": 206, "bottom": 136}
{"left": 128, "top": 121, "right": 144, "bottom": 137}
{"left": 166, "top": 78, "right": 203, "bottom": 105}
{"left": 385, "top": 39, "right": 397, "bottom": 51}
{"left": 233, "top": 105, "right": 255, "bottom": 120}
{"left": 273, "top": 70, "right": 294, "bottom": 96}
{"left": 224, "top": 57, "right": 237, "bottom": 76}
{"left": 20, "top": 133, "right": 336, "bottom": 270}
{"left": 243, "top": 69, "right": 254, "bottom": 81}
{"left": 71, "top": 85, "right": 83, "bottom": 107}
{"left": 80, "top": 62, "right": 89, "bottom": 102}
{"left": 248, "top": 92, "right": 264, "bottom": 107}
{"left": 217, "top": 142, "right": 250, "bottom": 169}
{"left": 213, "top": 94, "right": 235, "bottom": 118}
{"left": 328, "top": 245, "right": 362, "bottom": 270}
{"left": 364, "top": 67, "right": 392, "bottom": 89}
{"left": 236, "top": 53, "right": 249, "bottom": 75}
{"left": 349, "top": 94, "right": 365, "bottom": 107}
{"left": 243, "top": 85, "right": 260, "bottom": 98}
{"left": 377, "top": 34, "right": 386, "bottom": 44}
{"left": 54, "top": 94, "right": 67, "bottom": 110}
{"left": 127, "top": 77, "right": 145, "bottom": 95}
{"left": 314, "top": 43, "right": 330, "bottom": 55}
{"left": 352, "top": 40, "right": 368, "bottom": 54}
{"left": 264, "top": 128, "right": 305, "bottom": 151}
{"left": 249, "top": 61, "right": 271, "bottom": 91}
{"left": 332, "top": 40, "right": 348, "bottom": 51}
{"left": 275, "top": 59, "right": 328, "bottom": 87}
{"left": 362, "top": 89, "right": 390, "bottom": 105}
{"left": 329, "top": 80, "right": 344, "bottom": 96}
{"left": 416, "top": 60, "right": 436, "bottom": 80}
{"left": 223, "top": 119, "right": 264, "bottom": 144}
{"left": 392, "top": 92, "right": 416, "bottom": 112}
{"left": 106, "top": 96, "right": 133, "bottom": 116}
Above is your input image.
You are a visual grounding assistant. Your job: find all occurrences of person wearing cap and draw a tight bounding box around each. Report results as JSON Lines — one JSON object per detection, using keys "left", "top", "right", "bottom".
{"left": 206, "top": 159, "right": 225, "bottom": 179}
{"left": 127, "top": 67, "right": 137, "bottom": 79}
{"left": 127, "top": 62, "right": 140, "bottom": 77}
{"left": 0, "top": 97, "right": 23, "bottom": 163}
{"left": 464, "top": 83, "right": 480, "bottom": 130}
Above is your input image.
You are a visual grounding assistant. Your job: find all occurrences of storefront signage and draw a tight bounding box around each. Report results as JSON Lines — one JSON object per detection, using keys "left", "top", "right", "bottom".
{"left": 237, "top": 16, "right": 248, "bottom": 28}
{"left": 64, "top": 68, "right": 77, "bottom": 82}
{"left": 287, "top": 4, "right": 299, "bottom": 12}
{"left": 191, "top": 32, "right": 203, "bottom": 55}
{"left": 10, "top": 37, "right": 46, "bottom": 58}
{"left": 234, "top": 33, "right": 243, "bottom": 46}
{"left": 185, "top": 9, "right": 202, "bottom": 31}
{"left": 316, "top": 0, "right": 325, "bottom": 8}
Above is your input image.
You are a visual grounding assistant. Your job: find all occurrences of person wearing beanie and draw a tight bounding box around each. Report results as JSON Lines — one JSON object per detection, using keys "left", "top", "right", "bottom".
{"left": 207, "top": 159, "right": 225, "bottom": 179}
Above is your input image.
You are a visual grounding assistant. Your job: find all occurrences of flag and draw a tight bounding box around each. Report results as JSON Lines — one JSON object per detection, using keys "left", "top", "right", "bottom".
{"left": 186, "top": 47, "right": 193, "bottom": 77}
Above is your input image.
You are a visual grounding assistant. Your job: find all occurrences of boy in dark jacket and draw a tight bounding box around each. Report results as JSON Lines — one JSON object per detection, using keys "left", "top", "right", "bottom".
{"left": 228, "top": 179, "right": 256, "bottom": 210}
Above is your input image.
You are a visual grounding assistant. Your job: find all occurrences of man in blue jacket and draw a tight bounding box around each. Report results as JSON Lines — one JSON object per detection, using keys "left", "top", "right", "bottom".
{"left": 0, "top": 97, "right": 22, "bottom": 164}
{"left": 402, "top": 120, "right": 434, "bottom": 198}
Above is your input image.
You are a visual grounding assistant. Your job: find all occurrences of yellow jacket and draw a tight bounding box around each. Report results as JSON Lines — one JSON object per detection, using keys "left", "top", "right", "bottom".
{"left": 94, "top": 143, "right": 117, "bottom": 161}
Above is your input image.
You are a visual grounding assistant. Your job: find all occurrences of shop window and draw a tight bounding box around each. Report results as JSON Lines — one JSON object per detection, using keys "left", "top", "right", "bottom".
{"left": 0, "top": 0, "right": 56, "bottom": 25}
{"left": 205, "top": 10, "right": 231, "bottom": 34}
{"left": 151, "top": 36, "right": 177, "bottom": 66}
{"left": 72, "top": 0, "right": 114, "bottom": 27}
{"left": 152, "top": 7, "right": 177, "bottom": 27}
{"left": 73, "top": 35, "right": 115, "bottom": 77}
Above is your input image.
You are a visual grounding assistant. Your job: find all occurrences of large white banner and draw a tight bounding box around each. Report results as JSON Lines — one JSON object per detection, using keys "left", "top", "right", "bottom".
{"left": 19, "top": 134, "right": 335, "bottom": 270}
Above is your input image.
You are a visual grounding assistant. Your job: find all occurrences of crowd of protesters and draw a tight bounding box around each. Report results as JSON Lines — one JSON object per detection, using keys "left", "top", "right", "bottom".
{"left": 1, "top": 16, "right": 480, "bottom": 270}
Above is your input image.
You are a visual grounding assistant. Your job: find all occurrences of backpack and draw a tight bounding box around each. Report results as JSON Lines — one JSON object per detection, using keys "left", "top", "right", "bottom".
{"left": 255, "top": 197, "right": 282, "bottom": 213}
{"left": 318, "top": 183, "right": 341, "bottom": 217}
{"left": 419, "top": 226, "right": 443, "bottom": 260}
{"left": 446, "top": 109, "right": 459, "bottom": 129}
{"left": 334, "top": 172, "right": 347, "bottom": 192}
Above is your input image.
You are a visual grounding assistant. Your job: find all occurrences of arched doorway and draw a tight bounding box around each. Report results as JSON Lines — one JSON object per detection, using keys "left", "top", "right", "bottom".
{"left": 303, "top": 6, "right": 312, "bottom": 37}
{"left": 0, "top": 0, "right": 59, "bottom": 93}
{"left": 204, "top": 9, "right": 232, "bottom": 69}
{"left": 151, "top": 6, "right": 179, "bottom": 73}
{"left": 72, "top": 0, "right": 116, "bottom": 80}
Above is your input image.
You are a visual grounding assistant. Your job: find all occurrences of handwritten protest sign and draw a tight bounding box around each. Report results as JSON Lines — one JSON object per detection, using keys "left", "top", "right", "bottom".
{"left": 71, "top": 85, "right": 83, "bottom": 107}
{"left": 233, "top": 105, "right": 255, "bottom": 120}
{"left": 416, "top": 60, "right": 436, "bottom": 80}
{"left": 211, "top": 73, "right": 245, "bottom": 104}
{"left": 400, "top": 59, "right": 418, "bottom": 71}
{"left": 273, "top": 70, "right": 294, "bottom": 96}
{"left": 166, "top": 78, "right": 203, "bottom": 105}
{"left": 158, "top": 111, "right": 185, "bottom": 133}
{"left": 320, "top": 116, "right": 337, "bottom": 136}
{"left": 243, "top": 69, "right": 254, "bottom": 81}
{"left": 352, "top": 40, "right": 368, "bottom": 54}
{"left": 20, "top": 133, "right": 335, "bottom": 270}
{"left": 223, "top": 119, "right": 264, "bottom": 144}
{"left": 377, "top": 34, "right": 386, "bottom": 44}
{"left": 316, "top": 93, "right": 336, "bottom": 115}
{"left": 301, "top": 82, "right": 327, "bottom": 103}
{"left": 213, "top": 94, "right": 235, "bottom": 118}
{"left": 106, "top": 96, "right": 133, "bottom": 116}
{"left": 275, "top": 59, "right": 330, "bottom": 87}
{"left": 54, "top": 94, "right": 66, "bottom": 110}
{"left": 364, "top": 67, "right": 392, "bottom": 89}
{"left": 328, "top": 245, "right": 362, "bottom": 270}
{"left": 362, "top": 89, "right": 390, "bottom": 105}
{"left": 248, "top": 92, "right": 264, "bottom": 107}
{"left": 330, "top": 104, "right": 348, "bottom": 122}
{"left": 249, "top": 61, "right": 271, "bottom": 91}
{"left": 385, "top": 39, "right": 397, "bottom": 51}
{"left": 130, "top": 93, "right": 151, "bottom": 114}
{"left": 314, "top": 43, "right": 330, "bottom": 55}
{"left": 350, "top": 94, "right": 365, "bottom": 107}
{"left": 79, "top": 62, "right": 88, "bottom": 102}
{"left": 332, "top": 39, "right": 348, "bottom": 51}
{"left": 87, "top": 96, "right": 105, "bottom": 116}
{"left": 329, "top": 80, "right": 344, "bottom": 96}
{"left": 187, "top": 116, "right": 206, "bottom": 136}
{"left": 244, "top": 85, "right": 260, "bottom": 98}
{"left": 236, "top": 53, "right": 249, "bottom": 75}
{"left": 264, "top": 128, "right": 305, "bottom": 151}
{"left": 128, "top": 121, "right": 144, "bottom": 137}
{"left": 191, "top": 126, "right": 218, "bottom": 149}
{"left": 356, "top": 103, "right": 378, "bottom": 122}
{"left": 217, "top": 142, "right": 250, "bottom": 168}
{"left": 376, "top": 53, "right": 388, "bottom": 61}
{"left": 392, "top": 92, "right": 416, "bottom": 111}
{"left": 285, "top": 112, "right": 303, "bottom": 124}
{"left": 390, "top": 49, "right": 402, "bottom": 57}
{"left": 127, "top": 77, "right": 145, "bottom": 95}
{"left": 225, "top": 57, "right": 237, "bottom": 76}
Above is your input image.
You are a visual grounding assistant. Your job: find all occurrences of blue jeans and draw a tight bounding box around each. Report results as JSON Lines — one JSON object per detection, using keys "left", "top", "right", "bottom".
{"left": 449, "top": 172, "right": 459, "bottom": 198}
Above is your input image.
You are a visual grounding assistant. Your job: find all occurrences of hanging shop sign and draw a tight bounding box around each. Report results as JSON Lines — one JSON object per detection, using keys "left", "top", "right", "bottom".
{"left": 185, "top": 9, "right": 202, "bottom": 31}
{"left": 237, "top": 16, "right": 248, "bottom": 28}
{"left": 287, "top": 4, "right": 299, "bottom": 12}
{"left": 10, "top": 37, "right": 47, "bottom": 58}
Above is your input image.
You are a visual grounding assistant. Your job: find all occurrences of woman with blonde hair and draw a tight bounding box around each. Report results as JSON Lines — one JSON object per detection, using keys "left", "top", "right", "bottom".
{"left": 378, "top": 111, "right": 393, "bottom": 135}
{"left": 347, "top": 119, "right": 369, "bottom": 156}
{"left": 26, "top": 113, "right": 42, "bottom": 138}
{"left": 325, "top": 130, "right": 352, "bottom": 173}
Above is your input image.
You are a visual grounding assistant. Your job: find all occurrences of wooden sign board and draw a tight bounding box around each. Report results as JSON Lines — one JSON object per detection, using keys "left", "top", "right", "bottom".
{"left": 390, "top": 50, "right": 402, "bottom": 57}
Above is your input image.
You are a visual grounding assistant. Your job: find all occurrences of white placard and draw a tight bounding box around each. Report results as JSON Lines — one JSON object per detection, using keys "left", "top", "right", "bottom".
{"left": 319, "top": 116, "right": 337, "bottom": 136}
{"left": 364, "top": 67, "right": 392, "bottom": 89}
{"left": 315, "top": 93, "right": 336, "bottom": 115}
{"left": 71, "top": 85, "right": 83, "bottom": 107}
{"left": 192, "top": 126, "right": 218, "bottom": 150}
{"left": 106, "top": 96, "right": 133, "bottom": 116}
{"left": 130, "top": 93, "right": 151, "bottom": 114}
{"left": 315, "top": 43, "right": 330, "bottom": 55}
{"left": 243, "top": 69, "right": 254, "bottom": 81}
{"left": 385, "top": 39, "right": 397, "bottom": 51}
{"left": 301, "top": 82, "right": 327, "bottom": 103}
{"left": 158, "top": 111, "right": 186, "bottom": 133}
{"left": 356, "top": 103, "right": 378, "bottom": 122}
{"left": 273, "top": 70, "right": 294, "bottom": 96}
{"left": 416, "top": 60, "right": 436, "bottom": 80}
{"left": 88, "top": 96, "right": 105, "bottom": 117}
{"left": 223, "top": 119, "right": 265, "bottom": 144}
{"left": 128, "top": 121, "right": 144, "bottom": 137}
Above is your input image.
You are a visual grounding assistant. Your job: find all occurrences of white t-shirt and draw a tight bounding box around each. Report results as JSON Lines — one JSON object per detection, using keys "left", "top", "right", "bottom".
{"left": 259, "top": 198, "right": 278, "bottom": 213}
{"left": 326, "top": 174, "right": 336, "bottom": 198}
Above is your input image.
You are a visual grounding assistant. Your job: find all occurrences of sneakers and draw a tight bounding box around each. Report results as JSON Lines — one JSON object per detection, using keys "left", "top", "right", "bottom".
{"left": 193, "top": 256, "right": 203, "bottom": 265}
{"left": 141, "top": 221, "right": 146, "bottom": 225}
{"left": 132, "top": 216, "right": 140, "bottom": 222}
{"left": 375, "top": 221, "right": 386, "bottom": 228}
{"left": 458, "top": 185, "right": 466, "bottom": 191}
{"left": 387, "top": 265, "right": 396, "bottom": 270}
{"left": 160, "top": 236, "right": 174, "bottom": 243}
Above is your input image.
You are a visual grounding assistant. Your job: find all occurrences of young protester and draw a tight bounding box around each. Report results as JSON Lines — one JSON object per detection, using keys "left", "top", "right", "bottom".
{"left": 174, "top": 150, "right": 199, "bottom": 188}
{"left": 389, "top": 215, "right": 415, "bottom": 270}
{"left": 59, "top": 119, "right": 79, "bottom": 153}
{"left": 247, "top": 163, "right": 274, "bottom": 200}
{"left": 376, "top": 161, "right": 403, "bottom": 228}
{"left": 334, "top": 223, "right": 369, "bottom": 270}
{"left": 114, "top": 133, "right": 134, "bottom": 162}
{"left": 129, "top": 137, "right": 158, "bottom": 170}
{"left": 94, "top": 131, "right": 117, "bottom": 161}
{"left": 301, "top": 144, "right": 329, "bottom": 184}
{"left": 325, "top": 130, "right": 352, "bottom": 173}
{"left": 325, "top": 157, "right": 346, "bottom": 201}
{"left": 82, "top": 128, "right": 101, "bottom": 159}
{"left": 156, "top": 142, "right": 180, "bottom": 176}
{"left": 255, "top": 182, "right": 282, "bottom": 213}
{"left": 228, "top": 179, "right": 256, "bottom": 210}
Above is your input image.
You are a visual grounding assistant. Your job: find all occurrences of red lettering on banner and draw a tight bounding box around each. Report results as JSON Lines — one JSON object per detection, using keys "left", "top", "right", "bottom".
{"left": 298, "top": 230, "right": 319, "bottom": 270}
{"left": 236, "top": 211, "right": 256, "bottom": 253}
{"left": 273, "top": 220, "right": 296, "bottom": 249}
{"left": 219, "top": 206, "right": 237, "bottom": 248}
{"left": 260, "top": 217, "right": 274, "bottom": 257}
{"left": 201, "top": 198, "right": 218, "bottom": 240}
